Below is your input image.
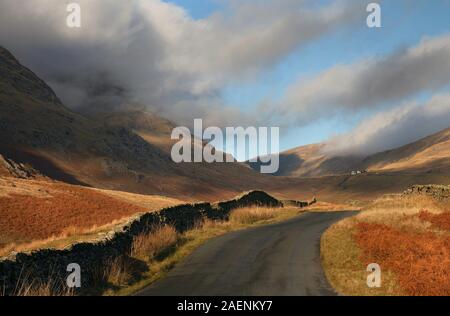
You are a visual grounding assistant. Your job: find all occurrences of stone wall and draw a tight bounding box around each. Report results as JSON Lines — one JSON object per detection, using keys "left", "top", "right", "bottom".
{"left": 402, "top": 185, "right": 450, "bottom": 201}
{"left": 0, "top": 190, "right": 299, "bottom": 295}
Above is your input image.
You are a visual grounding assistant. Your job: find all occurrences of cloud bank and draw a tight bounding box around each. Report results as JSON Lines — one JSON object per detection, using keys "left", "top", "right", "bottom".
{"left": 272, "top": 33, "right": 450, "bottom": 126}
{"left": 0, "top": 0, "right": 362, "bottom": 127}
{"left": 323, "top": 93, "right": 450, "bottom": 156}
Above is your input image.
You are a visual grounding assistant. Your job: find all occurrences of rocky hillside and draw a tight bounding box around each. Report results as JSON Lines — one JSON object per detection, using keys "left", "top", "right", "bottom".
{"left": 0, "top": 154, "right": 41, "bottom": 179}
{"left": 0, "top": 46, "right": 271, "bottom": 201}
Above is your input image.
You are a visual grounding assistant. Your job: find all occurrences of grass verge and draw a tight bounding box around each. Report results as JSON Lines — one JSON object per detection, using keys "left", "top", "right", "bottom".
{"left": 321, "top": 191, "right": 450, "bottom": 296}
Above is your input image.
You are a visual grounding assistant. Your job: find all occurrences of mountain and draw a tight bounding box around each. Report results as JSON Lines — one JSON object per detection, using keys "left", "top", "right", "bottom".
{"left": 265, "top": 144, "right": 362, "bottom": 177}
{"left": 0, "top": 46, "right": 269, "bottom": 201}
{"left": 2, "top": 46, "right": 448, "bottom": 204}
{"left": 250, "top": 128, "right": 450, "bottom": 177}
{"left": 360, "top": 127, "right": 450, "bottom": 173}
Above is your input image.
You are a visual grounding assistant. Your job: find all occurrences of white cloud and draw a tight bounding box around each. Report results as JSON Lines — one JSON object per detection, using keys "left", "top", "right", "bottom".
{"left": 271, "top": 33, "right": 450, "bottom": 125}
{"left": 323, "top": 93, "right": 450, "bottom": 156}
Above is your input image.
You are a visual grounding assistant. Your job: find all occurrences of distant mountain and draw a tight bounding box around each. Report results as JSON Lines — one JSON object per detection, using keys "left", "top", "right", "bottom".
{"left": 265, "top": 144, "right": 361, "bottom": 177}
{"left": 361, "top": 127, "right": 450, "bottom": 173}
{"left": 249, "top": 128, "right": 450, "bottom": 177}
{"left": 0, "top": 46, "right": 268, "bottom": 201}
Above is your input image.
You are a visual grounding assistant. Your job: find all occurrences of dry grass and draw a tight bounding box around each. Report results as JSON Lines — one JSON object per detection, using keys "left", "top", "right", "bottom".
{"left": 418, "top": 210, "right": 450, "bottom": 231}
{"left": 321, "top": 220, "right": 401, "bottom": 296}
{"left": 13, "top": 280, "right": 74, "bottom": 297}
{"left": 0, "top": 177, "right": 182, "bottom": 256}
{"left": 101, "top": 257, "right": 135, "bottom": 287}
{"left": 354, "top": 194, "right": 446, "bottom": 232}
{"left": 303, "top": 201, "right": 361, "bottom": 212}
{"left": 131, "top": 225, "right": 178, "bottom": 261}
{"left": 0, "top": 189, "right": 144, "bottom": 243}
{"left": 354, "top": 222, "right": 450, "bottom": 296}
{"left": 1, "top": 272, "right": 74, "bottom": 297}
{"left": 321, "top": 189, "right": 450, "bottom": 296}
{"left": 93, "top": 188, "right": 182, "bottom": 210}
{"left": 229, "top": 207, "right": 281, "bottom": 225}
{"left": 0, "top": 217, "right": 135, "bottom": 258}
{"left": 80, "top": 225, "right": 180, "bottom": 294}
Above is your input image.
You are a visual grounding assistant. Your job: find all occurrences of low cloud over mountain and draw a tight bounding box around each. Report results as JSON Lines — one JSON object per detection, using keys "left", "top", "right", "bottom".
{"left": 0, "top": 0, "right": 363, "bottom": 128}
{"left": 324, "top": 93, "right": 450, "bottom": 156}
{"left": 1, "top": 0, "right": 449, "bottom": 157}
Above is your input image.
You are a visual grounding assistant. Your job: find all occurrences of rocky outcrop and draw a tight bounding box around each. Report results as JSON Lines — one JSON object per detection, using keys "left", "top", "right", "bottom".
{"left": 0, "top": 190, "right": 306, "bottom": 295}
{"left": 0, "top": 154, "right": 41, "bottom": 178}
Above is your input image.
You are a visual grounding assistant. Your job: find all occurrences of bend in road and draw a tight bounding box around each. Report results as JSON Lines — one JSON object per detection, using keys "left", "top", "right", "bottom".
{"left": 138, "top": 211, "right": 357, "bottom": 296}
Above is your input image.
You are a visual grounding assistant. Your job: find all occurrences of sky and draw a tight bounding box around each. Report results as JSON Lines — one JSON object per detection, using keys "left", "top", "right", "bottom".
{"left": 171, "top": 0, "right": 450, "bottom": 152}
{"left": 0, "top": 0, "right": 450, "bottom": 160}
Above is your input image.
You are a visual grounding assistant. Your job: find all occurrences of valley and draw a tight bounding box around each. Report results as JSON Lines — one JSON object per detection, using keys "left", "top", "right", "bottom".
{"left": 0, "top": 45, "right": 449, "bottom": 297}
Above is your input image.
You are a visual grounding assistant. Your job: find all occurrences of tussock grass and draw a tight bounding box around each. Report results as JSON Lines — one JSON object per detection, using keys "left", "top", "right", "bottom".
{"left": 131, "top": 225, "right": 178, "bottom": 261}
{"left": 90, "top": 226, "right": 179, "bottom": 293}
{"left": 102, "top": 257, "right": 134, "bottom": 287}
{"left": 1, "top": 273, "right": 74, "bottom": 297}
{"left": 14, "top": 280, "right": 74, "bottom": 297}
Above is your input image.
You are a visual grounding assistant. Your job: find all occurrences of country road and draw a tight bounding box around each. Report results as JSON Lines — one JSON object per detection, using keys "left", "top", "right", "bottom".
{"left": 138, "top": 211, "right": 357, "bottom": 296}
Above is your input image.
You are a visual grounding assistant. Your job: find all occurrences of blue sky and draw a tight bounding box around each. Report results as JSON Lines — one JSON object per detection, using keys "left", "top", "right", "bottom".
{"left": 166, "top": 0, "right": 450, "bottom": 156}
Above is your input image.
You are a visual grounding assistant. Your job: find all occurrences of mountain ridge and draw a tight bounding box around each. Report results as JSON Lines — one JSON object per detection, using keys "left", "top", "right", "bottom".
{"left": 260, "top": 127, "right": 450, "bottom": 177}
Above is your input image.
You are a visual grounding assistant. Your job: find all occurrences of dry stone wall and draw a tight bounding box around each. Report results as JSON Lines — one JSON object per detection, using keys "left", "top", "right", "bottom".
{"left": 403, "top": 185, "right": 450, "bottom": 201}
{"left": 0, "top": 190, "right": 293, "bottom": 294}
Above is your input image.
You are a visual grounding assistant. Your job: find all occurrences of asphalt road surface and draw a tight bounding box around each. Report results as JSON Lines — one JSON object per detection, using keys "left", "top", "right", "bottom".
{"left": 138, "top": 211, "right": 357, "bottom": 296}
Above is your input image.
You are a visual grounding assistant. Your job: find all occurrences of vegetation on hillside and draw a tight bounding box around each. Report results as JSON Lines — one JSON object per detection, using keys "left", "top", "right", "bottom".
{"left": 0, "top": 178, "right": 182, "bottom": 257}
